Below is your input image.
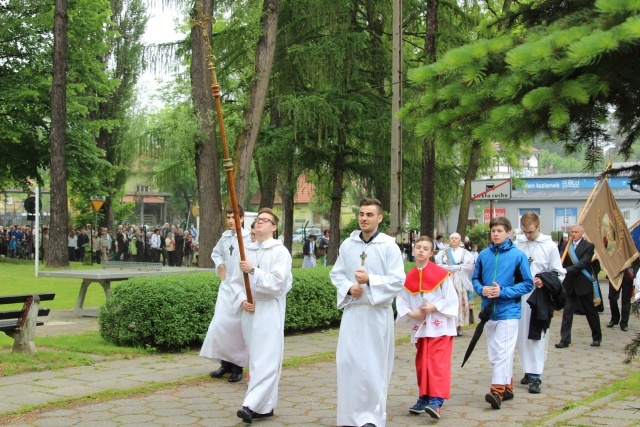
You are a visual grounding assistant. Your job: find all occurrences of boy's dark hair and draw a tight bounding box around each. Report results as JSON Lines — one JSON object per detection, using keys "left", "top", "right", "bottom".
{"left": 225, "top": 205, "right": 245, "bottom": 218}
{"left": 258, "top": 207, "right": 279, "bottom": 226}
{"left": 414, "top": 235, "right": 434, "bottom": 250}
{"left": 360, "top": 197, "right": 382, "bottom": 215}
{"left": 489, "top": 216, "right": 512, "bottom": 232}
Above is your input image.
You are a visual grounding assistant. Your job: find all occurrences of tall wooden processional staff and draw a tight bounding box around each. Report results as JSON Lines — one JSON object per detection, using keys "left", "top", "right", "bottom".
{"left": 192, "top": 4, "right": 252, "bottom": 304}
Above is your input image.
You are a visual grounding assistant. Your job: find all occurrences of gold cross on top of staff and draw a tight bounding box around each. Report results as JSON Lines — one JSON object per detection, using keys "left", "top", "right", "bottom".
{"left": 190, "top": 3, "right": 216, "bottom": 30}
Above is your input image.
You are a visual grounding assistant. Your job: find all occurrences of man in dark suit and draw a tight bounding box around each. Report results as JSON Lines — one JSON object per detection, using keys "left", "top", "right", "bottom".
{"left": 556, "top": 224, "right": 602, "bottom": 348}
{"left": 607, "top": 269, "right": 634, "bottom": 332}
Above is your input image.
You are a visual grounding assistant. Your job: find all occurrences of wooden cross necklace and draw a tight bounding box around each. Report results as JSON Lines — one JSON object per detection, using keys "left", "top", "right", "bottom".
{"left": 229, "top": 231, "right": 238, "bottom": 256}
{"left": 359, "top": 230, "right": 380, "bottom": 266}
{"left": 360, "top": 251, "right": 367, "bottom": 266}
{"left": 525, "top": 239, "right": 539, "bottom": 265}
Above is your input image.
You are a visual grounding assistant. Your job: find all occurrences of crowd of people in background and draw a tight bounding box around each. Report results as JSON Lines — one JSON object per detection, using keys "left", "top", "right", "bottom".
{"left": 0, "top": 225, "right": 35, "bottom": 260}
{"left": 88, "top": 223, "right": 200, "bottom": 266}
{"left": 0, "top": 222, "right": 200, "bottom": 266}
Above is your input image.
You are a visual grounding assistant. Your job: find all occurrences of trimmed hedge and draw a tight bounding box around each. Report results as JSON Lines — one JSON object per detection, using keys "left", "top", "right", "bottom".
{"left": 99, "top": 274, "right": 219, "bottom": 351}
{"left": 284, "top": 266, "right": 341, "bottom": 331}
{"left": 99, "top": 267, "right": 341, "bottom": 351}
{"left": 99, "top": 263, "right": 416, "bottom": 351}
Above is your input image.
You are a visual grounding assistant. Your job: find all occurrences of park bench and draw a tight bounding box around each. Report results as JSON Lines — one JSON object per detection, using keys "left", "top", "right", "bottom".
{"left": 101, "top": 261, "right": 162, "bottom": 271}
{"left": 0, "top": 293, "right": 55, "bottom": 353}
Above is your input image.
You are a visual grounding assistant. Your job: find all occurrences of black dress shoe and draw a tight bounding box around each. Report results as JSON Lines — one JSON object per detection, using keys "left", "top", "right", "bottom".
{"left": 237, "top": 406, "right": 252, "bottom": 424}
{"left": 590, "top": 340, "right": 601, "bottom": 347}
{"left": 555, "top": 341, "right": 570, "bottom": 349}
{"left": 485, "top": 392, "right": 501, "bottom": 409}
{"left": 606, "top": 321, "right": 617, "bottom": 328}
{"left": 520, "top": 374, "right": 530, "bottom": 385}
{"left": 210, "top": 365, "right": 231, "bottom": 378}
{"left": 228, "top": 372, "right": 242, "bottom": 383}
{"left": 252, "top": 410, "right": 274, "bottom": 420}
{"left": 621, "top": 325, "right": 628, "bottom": 331}
{"left": 529, "top": 379, "right": 541, "bottom": 394}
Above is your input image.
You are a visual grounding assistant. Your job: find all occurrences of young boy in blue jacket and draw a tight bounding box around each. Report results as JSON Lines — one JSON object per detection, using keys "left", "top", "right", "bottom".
{"left": 472, "top": 217, "right": 533, "bottom": 409}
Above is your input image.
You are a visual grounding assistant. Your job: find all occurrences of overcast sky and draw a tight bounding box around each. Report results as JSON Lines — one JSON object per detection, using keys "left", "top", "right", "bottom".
{"left": 137, "top": 4, "right": 185, "bottom": 108}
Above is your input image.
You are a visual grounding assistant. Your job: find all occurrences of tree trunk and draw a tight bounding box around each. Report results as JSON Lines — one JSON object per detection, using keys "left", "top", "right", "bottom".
{"left": 327, "top": 131, "right": 346, "bottom": 266}
{"left": 280, "top": 157, "right": 295, "bottom": 253}
{"left": 233, "top": 0, "right": 280, "bottom": 206}
{"left": 421, "top": 137, "right": 436, "bottom": 237}
{"left": 256, "top": 159, "right": 278, "bottom": 209}
{"left": 256, "top": 103, "right": 280, "bottom": 209}
{"left": 190, "top": 0, "right": 224, "bottom": 268}
{"left": 420, "top": 0, "right": 439, "bottom": 238}
{"left": 47, "top": 0, "right": 69, "bottom": 268}
{"left": 457, "top": 140, "right": 483, "bottom": 238}
{"left": 102, "top": 198, "right": 114, "bottom": 232}
{"left": 374, "top": 179, "right": 391, "bottom": 214}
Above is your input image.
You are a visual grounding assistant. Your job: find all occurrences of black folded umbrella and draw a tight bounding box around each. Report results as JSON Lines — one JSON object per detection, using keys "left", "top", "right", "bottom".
{"left": 461, "top": 303, "right": 493, "bottom": 368}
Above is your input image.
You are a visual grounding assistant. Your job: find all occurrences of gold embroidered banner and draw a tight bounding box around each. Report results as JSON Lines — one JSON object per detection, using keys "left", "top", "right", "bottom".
{"left": 581, "top": 179, "right": 639, "bottom": 291}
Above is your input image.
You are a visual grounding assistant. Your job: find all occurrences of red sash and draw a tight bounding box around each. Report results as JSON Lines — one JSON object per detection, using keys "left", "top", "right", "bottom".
{"left": 404, "top": 263, "right": 449, "bottom": 294}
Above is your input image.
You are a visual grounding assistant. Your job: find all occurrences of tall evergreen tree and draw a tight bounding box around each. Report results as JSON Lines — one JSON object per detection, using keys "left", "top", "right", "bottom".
{"left": 407, "top": 0, "right": 640, "bottom": 184}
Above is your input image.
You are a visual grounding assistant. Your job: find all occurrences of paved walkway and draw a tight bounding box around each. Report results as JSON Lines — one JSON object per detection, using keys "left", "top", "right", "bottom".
{"left": 0, "top": 290, "right": 639, "bottom": 426}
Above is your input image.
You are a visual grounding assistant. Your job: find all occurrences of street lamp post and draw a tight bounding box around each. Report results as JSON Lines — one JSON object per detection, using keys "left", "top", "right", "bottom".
{"left": 90, "top": 196, "right": 105, "bottom": 265}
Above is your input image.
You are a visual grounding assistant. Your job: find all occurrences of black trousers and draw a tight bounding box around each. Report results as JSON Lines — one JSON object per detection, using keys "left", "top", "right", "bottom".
{"left": 560, "top": 291, "right": 602, "bottom": 343}
{"left": 609, "top": 279, "right": 633, "bottom": 327}
{"left": 220, "top": 360, "right": 243, "bottom": 374}
{"left": 152, "top": 248, "right": 162, "bottom": 263}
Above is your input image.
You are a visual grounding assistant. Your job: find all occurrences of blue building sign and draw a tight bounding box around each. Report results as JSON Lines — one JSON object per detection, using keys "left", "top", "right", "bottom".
{"left": 554, "top": 208, "right": 578, "bottom": 232}
{"left": 520, "top": 177, "right": 630, "bottom": 191}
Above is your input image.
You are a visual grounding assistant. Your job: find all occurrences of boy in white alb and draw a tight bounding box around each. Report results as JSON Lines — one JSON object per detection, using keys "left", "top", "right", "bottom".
{"left": 397, "top": 237, "right": 458, "bottom": 419}
{"left": 200, "top": 206, "right": 251, "bottom": 383}
{"left": 330, "top": 197, "right": 405, "bottom": 427}
{"left": 232, "top": 208, "right": 292, "bottom": 425}
{"left": 515, "top": 212, "right": 565, "bottom": 394}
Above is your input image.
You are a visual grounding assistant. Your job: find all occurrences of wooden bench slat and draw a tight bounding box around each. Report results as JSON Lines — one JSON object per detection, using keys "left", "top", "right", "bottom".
{"left": 0, "top": 320, "right": 44, "bottom": 332}
{"left": 0, "top": 294, "right": 56, "bottom": 304}
{"left": 0, "top": 308, "right": 51, "bottom": 320}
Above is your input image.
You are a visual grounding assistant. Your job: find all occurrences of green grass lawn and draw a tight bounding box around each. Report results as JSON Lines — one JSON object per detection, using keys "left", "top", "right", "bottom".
{"left": 0, "top": 332, "right": 154, "bottom": 376}
{"left": 1, "top": 256, "right": 307, "bottom": 310}
{"left": 0, "top": 260, "right": 112, "bottom": 310}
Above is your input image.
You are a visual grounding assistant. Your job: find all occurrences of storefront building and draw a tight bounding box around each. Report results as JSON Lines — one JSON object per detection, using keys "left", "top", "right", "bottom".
{"left": 447, "top": 173, "right": 640, "bottom": 234}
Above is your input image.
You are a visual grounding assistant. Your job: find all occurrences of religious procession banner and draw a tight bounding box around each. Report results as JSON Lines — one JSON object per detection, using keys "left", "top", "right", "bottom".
{"left": 581, "top": 179, "right": 639, "bottom": 291}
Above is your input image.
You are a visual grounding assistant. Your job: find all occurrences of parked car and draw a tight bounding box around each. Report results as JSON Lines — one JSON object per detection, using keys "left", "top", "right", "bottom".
{"left": 292, "top": 227, "right": 322, "bottom": 243}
